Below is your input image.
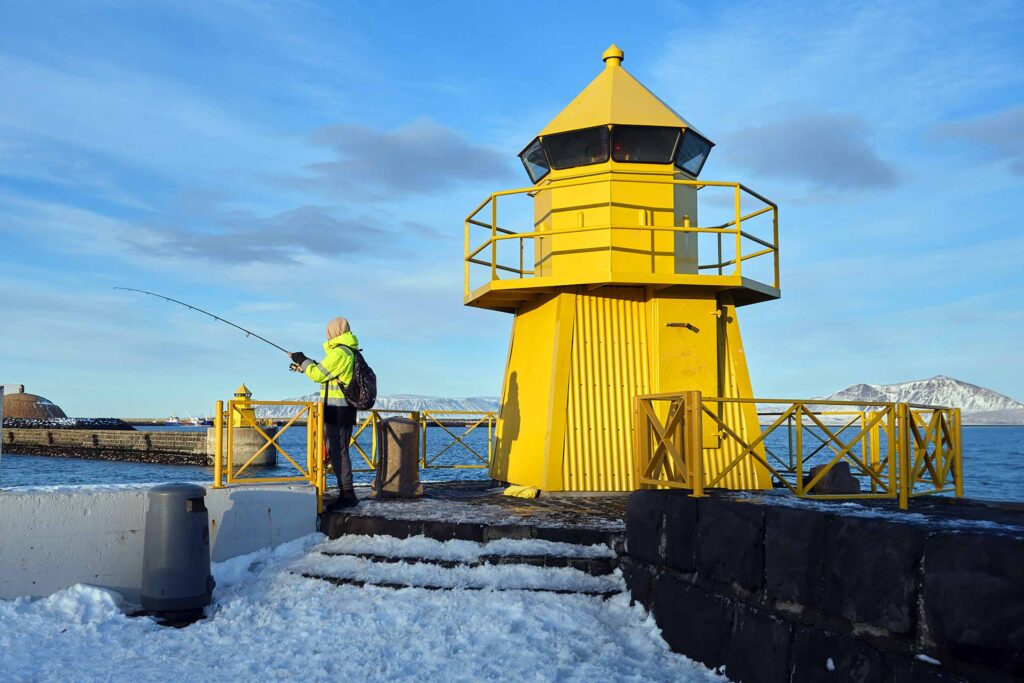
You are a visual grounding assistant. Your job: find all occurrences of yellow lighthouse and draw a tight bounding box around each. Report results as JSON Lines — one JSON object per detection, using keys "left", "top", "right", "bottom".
{"left": 465, "top": 45, "right": 780, "bottom": 492}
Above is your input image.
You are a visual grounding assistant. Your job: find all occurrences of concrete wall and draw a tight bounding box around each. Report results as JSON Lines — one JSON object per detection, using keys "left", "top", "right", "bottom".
{"left": 622, "top": 491, "right": 1024, "bottom": 683}
{"left": 0, "top": 484, "right": 317, "bottom": 602}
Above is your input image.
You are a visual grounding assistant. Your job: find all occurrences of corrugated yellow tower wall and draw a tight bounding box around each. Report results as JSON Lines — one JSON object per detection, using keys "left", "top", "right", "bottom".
{"left": 491, "top": 287, "right": 771, "bottom": 492}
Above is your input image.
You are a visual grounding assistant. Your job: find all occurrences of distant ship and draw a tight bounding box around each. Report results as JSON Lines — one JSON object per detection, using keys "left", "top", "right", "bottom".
{"left": 165, "top": 413, "right": 180, "bottom": 425}
{"left": 183, "top": 411, "right": 213, "bottom": 426}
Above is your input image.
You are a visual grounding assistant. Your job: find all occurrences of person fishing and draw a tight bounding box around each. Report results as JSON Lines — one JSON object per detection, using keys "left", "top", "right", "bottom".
{"left": 289, "top": 317, "right": 360, "bottom": 509}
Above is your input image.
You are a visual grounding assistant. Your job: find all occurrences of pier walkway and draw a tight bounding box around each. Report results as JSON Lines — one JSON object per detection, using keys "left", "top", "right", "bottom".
{"left": 320, "top": 481, "right": 627, "bottom": 545}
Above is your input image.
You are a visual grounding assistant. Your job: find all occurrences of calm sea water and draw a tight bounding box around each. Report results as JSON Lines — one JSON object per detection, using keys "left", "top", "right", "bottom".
{"left": 1, "top": 426, "right": 1021, "bottom": 503}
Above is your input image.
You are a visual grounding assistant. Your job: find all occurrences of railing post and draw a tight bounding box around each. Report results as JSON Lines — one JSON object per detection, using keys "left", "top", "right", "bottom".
{"left": 795, "top": 403, "right": 804, "bottom": 495}
{"left": 898, "top": 403, "right": 910, "bottom": 510}
{"left": 773, "top": 206, "right": 780, "bottom": 289}
{"left": 488, "top": 412, "right": 494, "bottom": 467}
{"left": 464, "top": 220, "right": 470, "bottom": 298}
{"left": 632, "top": 397, "right": 644, "bottom": 488}
{"left": 733, "top": 185, "right": 742, "bottom": 276}
{"left": 490, "top": 198, "right": 498, "bottom": 282}
{"left": 316, "top": 404, "right": 325, "bottom": 513}
{"left": 684, "top": 391, "right": 705, "bottom": 497}
{"left": 953, "top": 407, "right": 963, "bottom": 498}
{"left": 226, "top": 401, "right": 235, "bottom": 484}
{"left": 212, "top": 400, "right": 224, "bottom": 488}
{"left": 305, "top": 405, "right": 314, "bottom": 486}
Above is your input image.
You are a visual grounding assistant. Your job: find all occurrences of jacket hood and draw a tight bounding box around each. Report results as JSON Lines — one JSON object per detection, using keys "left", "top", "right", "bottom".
{"left": 323, "top": 331, "right": 358, "bottom": 352}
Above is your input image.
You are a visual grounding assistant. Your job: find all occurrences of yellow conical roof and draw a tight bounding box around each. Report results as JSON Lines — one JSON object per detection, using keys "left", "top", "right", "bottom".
{"left": 539, "top": 45, "right": 706, "bottom": 140}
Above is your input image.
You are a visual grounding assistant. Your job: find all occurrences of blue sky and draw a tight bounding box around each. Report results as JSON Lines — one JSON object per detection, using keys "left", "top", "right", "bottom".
{"left": 1, "top": 0, "right": 1022, "bottom": 417}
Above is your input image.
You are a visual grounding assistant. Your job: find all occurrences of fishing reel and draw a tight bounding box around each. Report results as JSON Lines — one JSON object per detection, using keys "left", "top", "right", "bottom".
{"left": 289, "top": 363, "right": 303, "bottom": 373}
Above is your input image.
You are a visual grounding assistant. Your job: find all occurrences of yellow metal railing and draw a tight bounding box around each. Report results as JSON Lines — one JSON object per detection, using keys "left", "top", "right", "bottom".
{"left": 211, "top": 399, "right": 327, "bottom": 512}
{"left": 212, "top": 403, "right": 498, "bottom": 506}
{"left": 346, "top": 410, "right": 496, "bottom": 472}
{"left": 634, "top": 392, "right": 962, "bottom": 510}
{"left": 464, "top": 174, "right": 779, "bottom": 297}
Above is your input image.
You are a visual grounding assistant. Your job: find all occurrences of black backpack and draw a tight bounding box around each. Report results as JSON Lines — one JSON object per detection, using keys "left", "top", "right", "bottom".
{"left": 339, "top": 347, "right": 377, "bottom": 410}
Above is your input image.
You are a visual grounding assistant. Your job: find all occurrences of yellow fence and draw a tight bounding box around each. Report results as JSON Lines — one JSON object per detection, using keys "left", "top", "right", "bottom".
{"left": 634, "top": 392, "right": 962, "bottom": 510}
{"left": 211, "top": 402, "right": 496, "bottom": 512}
{"left": 464, "top": 175, "right": 779, "bottom": 296}
{"left": 348, "top": 410, "right": 496, "bottom": 471}
{"left": 211, "top": 399, "right": 327, "bottom": 512}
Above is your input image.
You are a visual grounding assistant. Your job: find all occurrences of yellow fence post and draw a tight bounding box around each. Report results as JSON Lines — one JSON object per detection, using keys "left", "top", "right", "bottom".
{"left": 212, "top": 400, "right": 224, "bottom": 488}
{"left": 898, "top": 403, "right": 910, "bottom": 510}
{"left": 953, "top": 407, "right": 963, "bottom": 499}
{"left": 794, "top": 403, "right": 804, "bottom": 496}
{"left": 226, "top": 401, "right": 235, "bottom": 484}
{"left": 684, "top": 391, "right": 705, "bottom": 497}
{"left": 733, "top": 185, "right": 743, "bottom": 276}
{"left": 316, "top": 403, "right": 325, "bottom": 513}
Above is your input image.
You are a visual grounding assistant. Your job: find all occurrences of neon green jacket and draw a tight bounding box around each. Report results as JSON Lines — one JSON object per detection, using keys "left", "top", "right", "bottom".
{"left": 299, "top": 332, "right": 359, "bottom": 406}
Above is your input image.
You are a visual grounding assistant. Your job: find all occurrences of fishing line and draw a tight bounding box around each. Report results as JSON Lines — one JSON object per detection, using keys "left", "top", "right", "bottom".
{"left": 115, "top": 287, "right": 291, "bottom": 355}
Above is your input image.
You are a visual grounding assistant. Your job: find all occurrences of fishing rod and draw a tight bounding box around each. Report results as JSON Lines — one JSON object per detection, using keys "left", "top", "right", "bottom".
{"left": 115, "top": 287, "right": 291, "bottom": 355}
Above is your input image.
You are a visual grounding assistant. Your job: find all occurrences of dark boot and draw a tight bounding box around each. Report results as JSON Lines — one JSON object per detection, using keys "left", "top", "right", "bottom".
{"left": 334, "top": 490, "right": 359, "bottom": 508}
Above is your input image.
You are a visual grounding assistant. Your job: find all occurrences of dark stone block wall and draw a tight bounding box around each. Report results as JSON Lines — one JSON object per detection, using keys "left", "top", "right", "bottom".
{"left": 622, "top": 490, "right": 1024, "bottom": 683}
{"left": 2, "top": 428, "right": 209, "bottom": 464}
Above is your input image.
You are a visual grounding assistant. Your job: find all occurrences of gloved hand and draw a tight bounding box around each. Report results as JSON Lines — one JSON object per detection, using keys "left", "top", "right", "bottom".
{"left": 289, "top": 351, "right": 309, "bottom": 364}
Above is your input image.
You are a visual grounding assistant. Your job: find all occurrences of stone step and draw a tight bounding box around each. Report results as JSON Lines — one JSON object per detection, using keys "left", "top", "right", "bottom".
{"left": 299, "top": 572, "right": 620, "bottom": 599}
{"left": 319, "top": 550, "right": 616, "bottom": 576}
{"left": 320, "top": 511, "right": 619, "bottom": 547}
{"left": 289, "top": 544, "right": 623, "bottom": 597}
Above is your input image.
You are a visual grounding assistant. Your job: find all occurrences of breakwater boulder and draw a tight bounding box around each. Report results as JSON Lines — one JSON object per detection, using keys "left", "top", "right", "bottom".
{"left": 2, "top": 417, "right": 135, "bottom": 431}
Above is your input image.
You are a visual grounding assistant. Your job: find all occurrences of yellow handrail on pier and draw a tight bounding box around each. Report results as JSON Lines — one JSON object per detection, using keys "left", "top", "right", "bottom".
{"left": 634, "top": 392, "right": 962, "bottom": 510}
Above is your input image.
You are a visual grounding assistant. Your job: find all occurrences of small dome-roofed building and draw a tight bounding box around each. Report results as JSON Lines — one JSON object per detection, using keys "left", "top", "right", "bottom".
{"left": 3, "top": 389, "right": 67, "bottom": 419}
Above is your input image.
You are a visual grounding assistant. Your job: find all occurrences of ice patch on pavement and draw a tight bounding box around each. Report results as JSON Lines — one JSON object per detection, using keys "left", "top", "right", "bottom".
{"left": 320, "top": 534, "right": 614, "bottom": 562}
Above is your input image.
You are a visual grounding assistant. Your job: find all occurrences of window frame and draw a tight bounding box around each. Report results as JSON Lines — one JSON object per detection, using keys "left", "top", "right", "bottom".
{"left": 674, "top": 129, "right": 714, "bottom": 178}
{"left": 609, "top": 125, "right": 682, "bottom": 165}
{"left": 541, "top": 125, "right": 611, "bottom": 171}
{"left": 518, "top": 136, "right": 551, "bottom": 184}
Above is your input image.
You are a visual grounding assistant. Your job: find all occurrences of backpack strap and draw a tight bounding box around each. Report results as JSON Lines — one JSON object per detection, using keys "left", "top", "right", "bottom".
{"left": 321, "top": 345, "right": 359, "bottom": 390}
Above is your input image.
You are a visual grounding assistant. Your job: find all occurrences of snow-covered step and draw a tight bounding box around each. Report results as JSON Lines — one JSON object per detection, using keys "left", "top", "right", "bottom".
{"left": 290, "top": 535, "right": 623, "bottom": 597}
{"left": 316, "top": 534, "right": 617, "bottom": 575}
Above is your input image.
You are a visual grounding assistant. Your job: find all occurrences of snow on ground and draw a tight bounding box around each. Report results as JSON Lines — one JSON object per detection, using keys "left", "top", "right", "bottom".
{"left": 0, "top": 535, "right": 725, "bottom": 682}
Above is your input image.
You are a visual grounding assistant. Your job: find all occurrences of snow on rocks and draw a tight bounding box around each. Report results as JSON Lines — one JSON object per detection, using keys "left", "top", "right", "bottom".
{"left": 0, "top": 533, "right": 724, "bottom": 682}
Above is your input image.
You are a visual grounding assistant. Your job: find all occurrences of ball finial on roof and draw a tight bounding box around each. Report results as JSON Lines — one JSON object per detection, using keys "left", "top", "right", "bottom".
{"left": 602, "top": 44, "right": 624, "bottom": 67}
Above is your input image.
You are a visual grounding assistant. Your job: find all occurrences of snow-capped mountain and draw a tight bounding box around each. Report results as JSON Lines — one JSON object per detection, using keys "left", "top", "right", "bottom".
{"left": 813, "top": 376, "right": 1024, "bottom": 424}
{"left": 255, "top": 394, "right": 499, "bottom": 418}
{"left": 256, "top": 377, "right": 1023, "bottom": 424}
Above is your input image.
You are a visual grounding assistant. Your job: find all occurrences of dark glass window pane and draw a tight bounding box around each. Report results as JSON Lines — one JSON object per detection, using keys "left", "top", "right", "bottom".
{"left": 543, "top": 126, "right": 609, "bottom": 169}
{"left": 676, "top": 130, "right": 713, "bottom": 176}
{"left": 611, "top": 126, "right": 680, "bottom": 163}
{"left": 519, "top": 137, "right": 550, "bottom": 183}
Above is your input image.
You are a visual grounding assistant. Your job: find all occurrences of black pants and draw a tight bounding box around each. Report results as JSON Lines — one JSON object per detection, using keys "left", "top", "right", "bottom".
{"left": 325, "top": 406, "right": 357, "bottom": 494}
